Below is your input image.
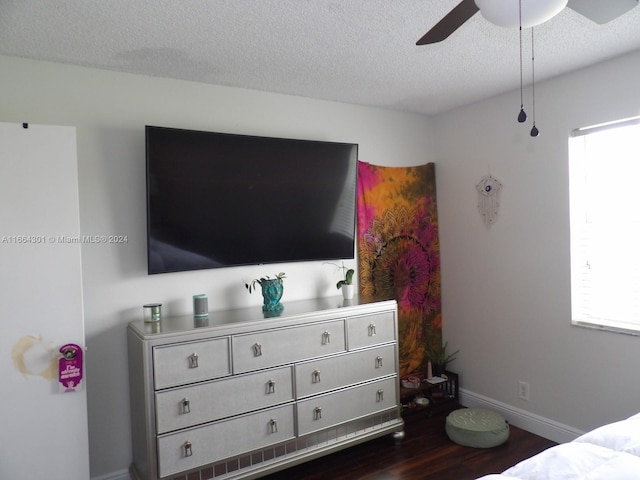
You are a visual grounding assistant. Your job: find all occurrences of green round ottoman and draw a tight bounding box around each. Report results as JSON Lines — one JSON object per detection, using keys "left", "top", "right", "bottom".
{"left": 445, "top": 408, "right": 510, "bottom": 448}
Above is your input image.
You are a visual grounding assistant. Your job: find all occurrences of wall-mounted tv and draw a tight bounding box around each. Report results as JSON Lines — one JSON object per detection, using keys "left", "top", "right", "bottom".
{"left": 146, "top": 126, "right": 358, "bottom": 274}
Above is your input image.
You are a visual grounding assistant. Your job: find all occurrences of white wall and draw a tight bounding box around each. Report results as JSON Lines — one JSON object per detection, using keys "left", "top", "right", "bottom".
{"left": 0, "top": 55, "right": 435, "bottom": 479}
{"left": 435, "top": 49, "right": 640, "bottom": 440}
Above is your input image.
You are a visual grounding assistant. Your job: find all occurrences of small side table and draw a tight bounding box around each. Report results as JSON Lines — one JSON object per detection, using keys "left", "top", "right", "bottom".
{"left": 401, "top": 370, "right": 459, "bottom": 417}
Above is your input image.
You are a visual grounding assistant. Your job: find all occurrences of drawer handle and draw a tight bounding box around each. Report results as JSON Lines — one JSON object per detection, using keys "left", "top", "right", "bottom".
{"left": 313, "top": 406, "right": 322, "bottom": 420}
{"left": 322, "top": 331, "right": 331, "bottom": 345}
{"left": 368, "top": 323, "right": 377, "bottom": 336}
{"left": 376, "top": 389, "right": 384, "bottom": 402}
{"left": 269, "top": 419, "right": 278, "bottom": 433}
{"left": 375, "top": 356, "right": 383, "bottom": 368}
{"left": 181, "top": 398, "right": 191, "bottom": 414}
{"left": 188, "top": 353, "right": 199, "bottom": 369}
{"left": 252, "top": 342, "right": 262, "bottom": 357}
{"left": 266, "top": 380, "right": 276, "bottom": 394}
{"left": 183, "top": 441, "right": 193, "bottom": 457}
{"left": 312, "top": 369, "right": 321, "bottom": 383}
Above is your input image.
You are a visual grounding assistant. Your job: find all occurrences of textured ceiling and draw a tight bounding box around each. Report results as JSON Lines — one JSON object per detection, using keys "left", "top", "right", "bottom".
{"left": 1, "top": 0, "right": 640, "bottom": 116}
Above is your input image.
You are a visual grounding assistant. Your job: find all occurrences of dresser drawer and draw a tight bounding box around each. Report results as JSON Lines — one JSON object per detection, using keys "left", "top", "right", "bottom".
{"left": 295, "top": 344, "right": 397, "bottom": 399}
{"left": 157, "top": 404, "right": 295, "bottom": 478}
{"left": 155, "top": 366, "right": 294, "bottom": 434}
{"left": 232, "top": 320, "right": 345, "bottom": 374}
{"left": 297, "top": 376, "right": 398, "bottom": 435}
{"left": 347, "top": 311, "right": 396, "bottom": 350}
{"left": 153, "top": 337, "right": 231, "bottom": 390}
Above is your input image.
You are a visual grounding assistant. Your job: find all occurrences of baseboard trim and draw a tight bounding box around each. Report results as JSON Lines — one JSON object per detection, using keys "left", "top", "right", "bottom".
{"left": 91, "top": 469, "right": 131, "bottom": 480}
{"left": 459, "top": 388, "right": 584, "bottom": 444}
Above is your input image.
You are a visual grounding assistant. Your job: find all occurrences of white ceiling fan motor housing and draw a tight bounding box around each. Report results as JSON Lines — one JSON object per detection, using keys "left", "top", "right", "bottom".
{"left": 475, "top": 0, "right": 568, "bottom": 28}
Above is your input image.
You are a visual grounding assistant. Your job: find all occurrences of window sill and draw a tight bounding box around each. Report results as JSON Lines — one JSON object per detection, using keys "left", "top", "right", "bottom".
{"left": 571, "top": 319, "right": 640, "bottom": 337}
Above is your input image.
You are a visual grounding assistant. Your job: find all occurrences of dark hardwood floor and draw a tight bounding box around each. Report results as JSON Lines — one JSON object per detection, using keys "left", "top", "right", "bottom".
{"left": 262, "top": 408, "right": 556, "bottom": 480}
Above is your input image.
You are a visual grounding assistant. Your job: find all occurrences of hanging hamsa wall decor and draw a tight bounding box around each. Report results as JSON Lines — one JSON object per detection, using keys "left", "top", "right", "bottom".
{"left": 476, "top": 174, "right": 503, "bottom": 227}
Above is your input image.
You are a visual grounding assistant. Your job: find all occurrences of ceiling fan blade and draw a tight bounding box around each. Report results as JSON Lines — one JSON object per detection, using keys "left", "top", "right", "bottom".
{"left": 416, "top": 0, "right": 480, "bottom": 45}
{"left": 567, "top": 0, "right": 638, "bottom": 24}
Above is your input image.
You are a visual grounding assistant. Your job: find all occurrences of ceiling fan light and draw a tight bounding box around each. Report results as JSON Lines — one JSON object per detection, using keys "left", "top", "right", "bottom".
{"left": 475, "top": 0, "right": 568, "bottom": 28}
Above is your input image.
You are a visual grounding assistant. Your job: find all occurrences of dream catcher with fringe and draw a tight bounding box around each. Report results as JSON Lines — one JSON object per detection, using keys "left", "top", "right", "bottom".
{"left": 476, "top": 174, "right": 503, "bottom": 227}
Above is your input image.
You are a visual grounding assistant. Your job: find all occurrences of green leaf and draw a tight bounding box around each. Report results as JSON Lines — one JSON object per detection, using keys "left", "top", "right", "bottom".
{"left": 345, "top": 269, "right": 354, "bottom": 284}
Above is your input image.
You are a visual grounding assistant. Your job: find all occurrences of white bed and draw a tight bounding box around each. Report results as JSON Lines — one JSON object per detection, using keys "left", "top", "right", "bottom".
{"left": 477, "top": 412, "right": 640, "bottom": 479}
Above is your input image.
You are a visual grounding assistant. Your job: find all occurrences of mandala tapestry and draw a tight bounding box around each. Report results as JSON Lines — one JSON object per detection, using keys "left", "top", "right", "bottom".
{"left": 357, "top": 161, "right": 442, "bottom": 377}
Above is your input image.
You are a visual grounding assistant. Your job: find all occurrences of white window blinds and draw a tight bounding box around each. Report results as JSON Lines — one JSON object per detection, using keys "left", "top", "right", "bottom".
{"left": 569, "top": 117, "right": 640, "bottom": 335}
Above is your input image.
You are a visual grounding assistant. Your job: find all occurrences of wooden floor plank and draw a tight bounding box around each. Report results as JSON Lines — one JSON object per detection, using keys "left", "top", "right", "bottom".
{"left": 263, "top": 409, "right": 556, "bottom": 480}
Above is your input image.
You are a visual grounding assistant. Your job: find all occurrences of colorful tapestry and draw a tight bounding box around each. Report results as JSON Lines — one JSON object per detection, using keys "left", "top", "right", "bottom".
{"left": 357, "top": 162, "right": 442, "bottom": 377}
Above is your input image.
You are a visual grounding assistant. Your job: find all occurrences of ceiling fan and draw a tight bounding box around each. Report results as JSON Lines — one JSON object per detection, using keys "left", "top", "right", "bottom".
{"left": 417, "top": 0, "right": 639, "bottom": 45}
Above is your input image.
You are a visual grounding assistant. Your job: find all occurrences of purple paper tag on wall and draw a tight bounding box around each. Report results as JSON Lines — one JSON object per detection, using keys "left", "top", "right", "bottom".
{"left": 59, "top": 344, "right": 83, "bottom": 392}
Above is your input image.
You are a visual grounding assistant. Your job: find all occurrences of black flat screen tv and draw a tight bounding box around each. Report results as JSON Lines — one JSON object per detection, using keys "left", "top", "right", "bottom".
{"left": 146, "top": 126, "right": 358, "bottom": 274}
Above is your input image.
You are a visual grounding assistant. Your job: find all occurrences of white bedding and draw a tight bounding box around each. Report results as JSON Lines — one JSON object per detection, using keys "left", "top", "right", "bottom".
{"left": 477, "top": 412, "right": 640, "bottom": 479}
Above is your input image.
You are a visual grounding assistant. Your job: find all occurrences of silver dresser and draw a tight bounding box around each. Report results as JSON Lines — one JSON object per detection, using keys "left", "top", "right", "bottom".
{"left": 127, "top": 295, "right": 404, "bottom": 480}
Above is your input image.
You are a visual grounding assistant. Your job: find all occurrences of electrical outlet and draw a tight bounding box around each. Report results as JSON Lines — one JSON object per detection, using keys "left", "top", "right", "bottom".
{"left": 518, "top": 381, "right": 530, "bottom": 401}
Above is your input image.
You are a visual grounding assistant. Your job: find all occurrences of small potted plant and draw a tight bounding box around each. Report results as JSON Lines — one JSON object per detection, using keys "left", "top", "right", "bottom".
{"left": 245, "top": 272, "right": 286, "bottom": 312}
{"left": 425, "top": 341, "right": 459, "bottom": 377}
{"left": 326, "top": 262, "right": 356, "bottom": 300}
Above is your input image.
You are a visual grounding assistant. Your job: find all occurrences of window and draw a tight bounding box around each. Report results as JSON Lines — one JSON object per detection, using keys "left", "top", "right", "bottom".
{"left": 569, "top": 116, "right": 640, "bottom": 335}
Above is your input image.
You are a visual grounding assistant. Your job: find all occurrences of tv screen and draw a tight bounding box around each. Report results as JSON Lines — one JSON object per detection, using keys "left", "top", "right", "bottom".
{"left": 146, "top": 126, "right": 358, "bottom": 274}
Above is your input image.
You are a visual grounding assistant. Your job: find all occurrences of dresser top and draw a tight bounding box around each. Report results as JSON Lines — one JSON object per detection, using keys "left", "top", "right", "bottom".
{"left": 128, "top": 295, "right": 396, "bottom": 340}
